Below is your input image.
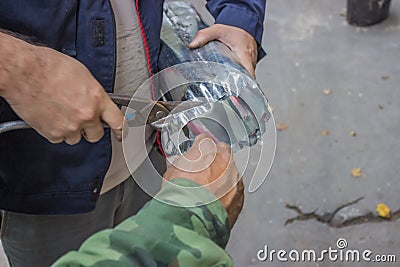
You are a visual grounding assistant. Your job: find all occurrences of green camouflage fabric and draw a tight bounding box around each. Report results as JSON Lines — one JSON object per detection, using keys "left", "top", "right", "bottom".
{"left": 52, "top": 178, "right": 233, "bottom": 267}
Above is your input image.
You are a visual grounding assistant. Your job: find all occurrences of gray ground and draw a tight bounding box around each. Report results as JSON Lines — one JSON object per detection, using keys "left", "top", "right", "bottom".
{"left": 1, "top": 0, "right": 399, "bottom": 266}
{"left": 226, "top": 0, "right": 400, "bottom": 266}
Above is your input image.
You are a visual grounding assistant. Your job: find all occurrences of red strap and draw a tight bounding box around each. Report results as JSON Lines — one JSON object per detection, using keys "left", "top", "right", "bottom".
{"left": 135, "top": 1, "right": 166, "bottom": 157}
{"left": 135, "top": 0, "right": 154, "bottom": 99}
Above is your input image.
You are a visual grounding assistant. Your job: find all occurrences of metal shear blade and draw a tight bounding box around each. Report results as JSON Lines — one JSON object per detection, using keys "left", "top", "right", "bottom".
{"left": 110, "top": 94, "right": 203, "bottom": 128}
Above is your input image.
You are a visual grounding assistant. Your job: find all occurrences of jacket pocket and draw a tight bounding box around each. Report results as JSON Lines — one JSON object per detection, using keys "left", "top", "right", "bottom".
{"left": 0, "top": 0, "right": 79, "bottom": 56}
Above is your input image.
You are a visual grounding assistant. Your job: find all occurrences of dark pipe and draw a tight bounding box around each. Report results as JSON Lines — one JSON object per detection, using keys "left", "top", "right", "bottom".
{"left": 347, "top": 0, "right": 391, "bottom": 26}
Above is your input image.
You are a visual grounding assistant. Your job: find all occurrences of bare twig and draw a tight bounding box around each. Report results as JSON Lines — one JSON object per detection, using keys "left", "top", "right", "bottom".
{"left": 284, "top": 197, "right": 400, "bottom": 228}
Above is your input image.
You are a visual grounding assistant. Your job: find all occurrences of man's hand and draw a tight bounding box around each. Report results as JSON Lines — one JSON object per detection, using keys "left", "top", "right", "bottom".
{"left": 0, "top": 33, "right": 124, "bottom": 144}
{"left": 189, "top": 24, "right": 258, "bottom": 77}
{"left": 163, "top": 134, "right": 244, "bottom": 228}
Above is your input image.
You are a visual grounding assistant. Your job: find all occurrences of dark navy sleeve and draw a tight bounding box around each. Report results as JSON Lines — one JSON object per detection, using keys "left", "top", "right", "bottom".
{"left": 206, "top": 0, "right": 267, "bottom": 52}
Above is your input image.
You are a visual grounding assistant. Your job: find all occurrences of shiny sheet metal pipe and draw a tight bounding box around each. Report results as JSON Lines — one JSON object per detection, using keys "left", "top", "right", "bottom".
{"left": 155, "top": 2, "right": 271, "bottom": 156}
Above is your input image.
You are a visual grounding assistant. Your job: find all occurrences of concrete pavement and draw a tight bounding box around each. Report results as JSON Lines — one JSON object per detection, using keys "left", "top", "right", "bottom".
{"left": 227, "top": 0, "right": 400, "bottom": 266}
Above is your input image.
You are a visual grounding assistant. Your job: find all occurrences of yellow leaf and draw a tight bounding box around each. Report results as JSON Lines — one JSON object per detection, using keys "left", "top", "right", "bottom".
{"left": 276, "top": 123, "right": 288, "bottom": 131}
{"left": 351, "top": 168, "right": 362, "bottom": 177}
{"left": 376, "top": 203, "right": 391, "bottom": 219}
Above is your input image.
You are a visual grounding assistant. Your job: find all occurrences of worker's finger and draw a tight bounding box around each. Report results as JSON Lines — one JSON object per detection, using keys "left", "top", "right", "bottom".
{"left": 212, "top": 142, "right": 232, "bottom": 178}
{"left": 172, "top": 134, "right": 217, "bottom": 173}
{"left": 189, "top": 27, "right": 221, "bottom": 49}
{"left": 166, "top": 134, "right": 213, "bottom": 168}
{"left": 47, "top": 136, "right": 64, "bottom": 144}
{"left": 234, "top": 49, "right": 257, "bottom": 78}
{"left": 191, "top": 133, "right": 215, "bottom": 148}
{"left": 100, "top": 98, "right": 124, "bottom": 141}
{"left": 238, "top": 57, "right": 256, "bottom": 78}
{"left": 216, "top": 141, "right": 232, "bottom": 164}
{"left": 81, "top": 122, "right": 104, "bottom": 143}
{"left": 35, "top": 127, "right": 64, "bottom": 144}
{"left": 185, "top": 133, "right": 216, "bottom": 159}
{"left": 63, "top": 132, "right": 82, "bottom": 145}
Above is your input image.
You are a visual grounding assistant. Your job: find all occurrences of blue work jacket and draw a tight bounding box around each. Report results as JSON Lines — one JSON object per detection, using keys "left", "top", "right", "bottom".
{"left": 0, "top": 0, "right": 266, "bottom": 214}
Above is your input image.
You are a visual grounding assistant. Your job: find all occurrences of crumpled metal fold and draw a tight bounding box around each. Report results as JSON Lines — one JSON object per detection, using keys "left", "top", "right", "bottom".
{"left": 155, "top": 2, "right": 271, "bottom": 156}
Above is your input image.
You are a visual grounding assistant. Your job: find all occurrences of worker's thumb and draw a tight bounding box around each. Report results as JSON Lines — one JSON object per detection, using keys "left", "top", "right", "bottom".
{"left": 189, "top": 26, "right": 220, "bottom": 49}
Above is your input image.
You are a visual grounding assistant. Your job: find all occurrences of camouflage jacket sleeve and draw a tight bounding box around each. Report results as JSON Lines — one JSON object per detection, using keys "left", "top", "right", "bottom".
{"left": 52, "top": 178, "right": 233, "bottom": 267}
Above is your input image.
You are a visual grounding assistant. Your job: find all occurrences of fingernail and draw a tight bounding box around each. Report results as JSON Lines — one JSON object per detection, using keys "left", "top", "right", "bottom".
{"left": 113, "top": 128, "right": 123, "bottom": 142}
{"left": 115, "top": 134, "right": 122, "bottom": 142}
{"left": 189, "top": 40, "right": 198, "bottom": 48}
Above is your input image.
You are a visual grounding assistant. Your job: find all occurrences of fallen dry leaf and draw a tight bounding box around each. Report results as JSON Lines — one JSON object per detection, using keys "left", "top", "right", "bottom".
{"left": 323, "top": 89, "right": 332, "bottom": 95}
{"left": 376, "top": 203, "right": 391, "bottom": 219}
{"left": 322, "top": 130, "right": 330, "bottom": 137}
{"left": 276, "top": 123, "right": 288, "bottom": 131}
{"left": 351, "top": 168, "right": 362, "bottom": 177}
{"left": 350, "top": 131, "right": 357, "bottom": 137}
